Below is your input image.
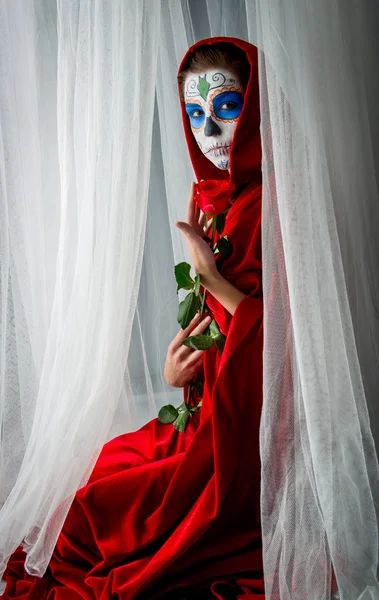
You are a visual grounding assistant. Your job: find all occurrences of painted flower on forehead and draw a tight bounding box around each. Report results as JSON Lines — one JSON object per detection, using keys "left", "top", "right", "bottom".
{"left": 194, "top": 179, "right": 236, "bottom": 215}
{"left": 197, "top": 74, "right": 210, "bottom": 100}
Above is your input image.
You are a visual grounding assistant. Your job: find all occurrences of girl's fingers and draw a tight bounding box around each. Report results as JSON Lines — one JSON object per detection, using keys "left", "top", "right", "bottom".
{"left": 194, "top": 196, "right": 199, "bottom": 219}
{"left": 177, "top": 314, "right": 212, "bottom": 358}
{"left": 204, "top": 219, "right": 212, "bottom": 233}
{"left": 197, "top": 209, "right": 205, "bottom": 228}
{"left": 192, "top": 189, "right": 200, "bottom": 229}
{"left": 198, "top": 211, "right": 212, "bottom": 236}
{"left": 185, "top": 349, "right": 204, "bottom": 365}
{"left": 171, "top": 313, "right": 202, "bottom": 351}
{"left": 181, "top": 312, "right": 201, "bottom": 336}
{"left": 190, "top": 314, "right": 212, "bottom": 336}
{"left": 185, "top": 181, "right": 196, "bottom": 224}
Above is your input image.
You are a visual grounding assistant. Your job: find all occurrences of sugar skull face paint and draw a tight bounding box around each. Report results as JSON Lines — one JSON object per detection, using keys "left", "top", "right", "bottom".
{"left": 184, "top": 68, "right": 244, "bottom": 170}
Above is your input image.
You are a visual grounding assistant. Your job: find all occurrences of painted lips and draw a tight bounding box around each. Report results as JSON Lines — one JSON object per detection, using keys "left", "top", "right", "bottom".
{"left": 205, "top": 144, "right": 232, "bottom": 156}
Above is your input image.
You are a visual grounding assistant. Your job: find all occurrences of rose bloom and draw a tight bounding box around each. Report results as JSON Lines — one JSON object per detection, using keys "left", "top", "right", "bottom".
{"left": 194, "top": 180, "right": 236, "bottom": 215}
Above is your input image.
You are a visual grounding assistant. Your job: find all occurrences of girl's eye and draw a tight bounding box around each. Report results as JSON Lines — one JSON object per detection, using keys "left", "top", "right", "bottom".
{"left": 192, "top": 109, "right": 204, "bottom": 118}
{"left": 220, "top": 101, "right": 237, "bottom": 110}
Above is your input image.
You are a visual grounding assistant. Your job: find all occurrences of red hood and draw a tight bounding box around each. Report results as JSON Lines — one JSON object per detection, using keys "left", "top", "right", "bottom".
{"left": 177, "top": 36, "right": 262, "bottom": 188}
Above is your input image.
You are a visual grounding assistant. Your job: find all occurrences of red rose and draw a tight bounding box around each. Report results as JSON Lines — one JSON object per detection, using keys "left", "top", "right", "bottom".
{"left": 194, "top": 180, "right": 236, "bottom": 215}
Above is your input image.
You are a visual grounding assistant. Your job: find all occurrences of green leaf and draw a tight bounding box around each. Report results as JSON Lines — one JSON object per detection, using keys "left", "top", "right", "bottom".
{"left": 197, "top": 75, "right": 210, "bottom": 102}
{"left": 212, "top": 216, "right": 217, "bottom": 240}
{"left": 215, "top": 212, "right": 226, "bottom": 235}
{"left": 189, "top": 400, "right": 203, "bottom": 414}
{"left": 158, "top": 404, "right": 178, "bottom": 424}
{"left": 175, "top": 262, "right": 195, "bottom": 293}
{"left": 173, "top": 403, "right": 191, "bottom": 432}
{"left": 194, "top": 274, "right": 201, "bottom": 296}
{"left": 177, "top": 291, "right": 198, "bottom": 329}
{"left": 209, "top": 319, "right": 220, "bottom": 338}
{"left": 214, "top": 236, "right": 233, "bottom": 261}
{"left": 214, "top": 334, "right": 226, "bottom": 354}
{"left": 182, "top": 334, "right": 215, "bottom": 350}
{"left": 197, "top": 293, "right": 203, "bottom": 311}
{"left": 193, "top": 380, "right": 204, "bottom": 397}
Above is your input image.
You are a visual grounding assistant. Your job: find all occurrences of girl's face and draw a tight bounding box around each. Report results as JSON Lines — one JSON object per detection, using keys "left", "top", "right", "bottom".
{"left": 184, "top": 67, "right": 244, "bottom": 171}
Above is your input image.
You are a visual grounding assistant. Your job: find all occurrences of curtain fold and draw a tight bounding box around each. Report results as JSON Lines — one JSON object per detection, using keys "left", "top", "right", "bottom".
{"left": 0, "top": 0, "right": 161, "bottom": 577}
{"left": 0, "top": 1, "right": 378, "bottom": 598}
{"left": 254, "top": 0, "right": 379, "bottom": 598}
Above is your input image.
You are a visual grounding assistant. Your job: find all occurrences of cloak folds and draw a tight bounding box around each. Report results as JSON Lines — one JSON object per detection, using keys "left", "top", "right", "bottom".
{"left": 1, "top": 37, "right": 265, "bottom": 599}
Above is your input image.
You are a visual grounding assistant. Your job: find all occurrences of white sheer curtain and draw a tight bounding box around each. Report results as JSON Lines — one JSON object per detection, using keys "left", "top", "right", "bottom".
{"left": 253, "top": 1, "right": 379, "bottom": 598}
{"left": 1, "top": 1, "right": 379, "bottom": 599}
{"left": 0, "top": 0, "right": 162, "bottom": 578}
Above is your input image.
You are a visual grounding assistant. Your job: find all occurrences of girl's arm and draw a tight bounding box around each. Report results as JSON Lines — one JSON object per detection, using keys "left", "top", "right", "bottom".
{"left": 201, "top": 272, "right": 247, "bottom": 316}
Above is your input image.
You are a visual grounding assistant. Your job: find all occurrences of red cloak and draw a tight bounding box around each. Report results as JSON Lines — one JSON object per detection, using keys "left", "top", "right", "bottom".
{"left": 1, "top": 37, "right": 265, "bottom": 599}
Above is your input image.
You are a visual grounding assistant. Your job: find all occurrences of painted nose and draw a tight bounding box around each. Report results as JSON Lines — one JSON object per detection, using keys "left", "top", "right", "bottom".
{"left": 204, "top": 116, "right": 221, "bottom": 137}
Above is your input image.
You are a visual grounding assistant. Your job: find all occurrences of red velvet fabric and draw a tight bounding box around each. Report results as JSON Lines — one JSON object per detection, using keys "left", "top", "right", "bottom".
{"left": 1, "top": 37, "right": 265, "bottom": 599}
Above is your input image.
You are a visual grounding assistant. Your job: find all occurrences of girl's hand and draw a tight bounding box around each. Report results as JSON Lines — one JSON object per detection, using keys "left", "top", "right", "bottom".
{"left": 184, "top": 181, "right": 212, "bottom": 239}
{"left": 176, "top": 182, "right": 218, "bottom": 288}
{"left": 164, "top": 313, "right": 212, "bottom": 387}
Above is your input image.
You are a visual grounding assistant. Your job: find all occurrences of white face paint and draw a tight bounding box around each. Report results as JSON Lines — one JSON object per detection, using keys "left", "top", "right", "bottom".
{"left": 184, "top": 68, "right": 244, "bottom": 171}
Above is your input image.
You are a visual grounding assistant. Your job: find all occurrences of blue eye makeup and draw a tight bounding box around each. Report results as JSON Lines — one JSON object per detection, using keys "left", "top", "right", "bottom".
{"left": 212, "top": 91, "right": 243, "bottom": 120}
{"left": 185, "top": 103, "right": 205, "bottom": 129}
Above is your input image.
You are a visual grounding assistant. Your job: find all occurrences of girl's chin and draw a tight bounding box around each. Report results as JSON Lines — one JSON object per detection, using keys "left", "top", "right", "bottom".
{"left": 212, "top": 158, "right": 230, "bottom": 170}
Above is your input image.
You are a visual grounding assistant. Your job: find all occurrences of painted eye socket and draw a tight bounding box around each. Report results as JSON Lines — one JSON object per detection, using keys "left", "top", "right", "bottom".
{"left": 213, "top": 91, "right": 243, "bottom": 120}
{"left": 185, "top": 103, "right": 205, "bottom": 128}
